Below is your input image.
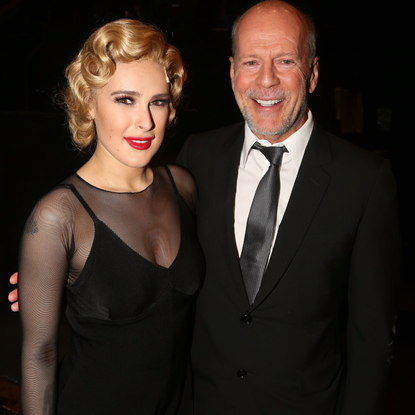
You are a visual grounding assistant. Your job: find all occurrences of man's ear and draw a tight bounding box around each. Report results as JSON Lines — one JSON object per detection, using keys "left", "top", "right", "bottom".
{"left": 229, "top": 56, "right": 235, "bottom": 92}
{"left": 308, "top": 57, "right": 319, "bottom": 94}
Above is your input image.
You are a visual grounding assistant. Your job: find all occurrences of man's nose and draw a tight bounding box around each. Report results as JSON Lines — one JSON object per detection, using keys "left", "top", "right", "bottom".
{"left": 135, "top": 106, "right": 154, "bottom": 131}
{"left": 257, "top": 61, "right": 280, "bottom": 88}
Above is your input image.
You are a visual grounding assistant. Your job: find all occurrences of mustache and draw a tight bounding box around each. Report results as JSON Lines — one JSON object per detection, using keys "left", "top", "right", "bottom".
{"left": 245, "top": 88, "right": 288, "bottom": 100}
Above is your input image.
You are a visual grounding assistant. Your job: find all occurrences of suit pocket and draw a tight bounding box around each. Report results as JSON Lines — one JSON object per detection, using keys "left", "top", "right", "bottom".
{"left": 299, "top": 353, "right": 342, "bottom": 395}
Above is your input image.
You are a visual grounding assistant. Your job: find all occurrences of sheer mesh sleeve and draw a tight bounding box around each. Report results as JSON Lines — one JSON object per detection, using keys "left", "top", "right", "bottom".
{"left": 18, "top": 187, "right": 75, "bottom": 415}
{"left": 168, "top": 164, "right": 198, "bottom": 214}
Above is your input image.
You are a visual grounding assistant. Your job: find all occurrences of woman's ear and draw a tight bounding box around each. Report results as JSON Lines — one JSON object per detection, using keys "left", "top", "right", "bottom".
{"left": 87, "top": 107, "right": 95, "bottom": 120}
{"left": 87, "top": 96, "right": 96, "bottom": 120}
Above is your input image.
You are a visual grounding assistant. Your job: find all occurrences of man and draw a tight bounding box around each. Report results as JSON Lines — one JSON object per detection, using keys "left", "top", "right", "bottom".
{"left": 9, "top": 1, "right": 400, "bottom": 414}
{"left": 176, "top": 1, "right": 400, "bottom": 414}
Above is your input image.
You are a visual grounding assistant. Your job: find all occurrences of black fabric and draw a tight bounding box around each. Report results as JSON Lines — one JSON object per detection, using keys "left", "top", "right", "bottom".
{"left": 176, "top": 122, "right": 400, "bottom": 415}
{"left": 240, "top": 144, "right": 286, "bottom": 304}
{"left": 19, "top": 165, "right": 205, "bottom": 414}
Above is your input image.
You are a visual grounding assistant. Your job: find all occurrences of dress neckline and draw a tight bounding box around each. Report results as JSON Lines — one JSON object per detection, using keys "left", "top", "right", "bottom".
{"left": 74, "top": 170, "right": 154, "bottom": 195}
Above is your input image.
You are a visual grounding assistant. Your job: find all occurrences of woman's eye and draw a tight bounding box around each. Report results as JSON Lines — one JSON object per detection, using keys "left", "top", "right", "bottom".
{"left": 151, "top": 99, "right": 169, "bottom": 107}
{"left": 116, "top": 96, "right": 133, "bottom": 105}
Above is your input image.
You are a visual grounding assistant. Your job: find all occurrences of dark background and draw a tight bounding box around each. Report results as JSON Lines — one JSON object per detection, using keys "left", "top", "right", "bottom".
{"left": 1, "top": 0, "right": 410, "bottom": 294}
{"left": 0, "top": 1, "right": 413, "bottom": 410}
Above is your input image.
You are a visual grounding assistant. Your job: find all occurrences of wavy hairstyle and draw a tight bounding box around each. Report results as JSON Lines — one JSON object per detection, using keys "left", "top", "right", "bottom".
{"left": 64, "top": 19, "right": 186, "bottom": 149}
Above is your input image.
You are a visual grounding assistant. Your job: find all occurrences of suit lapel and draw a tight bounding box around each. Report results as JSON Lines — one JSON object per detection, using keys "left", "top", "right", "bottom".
{"left": 248, "top": 124, "right": 333, "bottom": 311}
{"left": 214, "top": 124, "right": 250, "bottom": 306}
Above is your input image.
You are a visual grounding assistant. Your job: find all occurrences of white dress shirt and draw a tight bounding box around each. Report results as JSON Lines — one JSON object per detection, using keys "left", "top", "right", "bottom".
{"left": 234, "top": 110, "right": 314, "bottom": 257}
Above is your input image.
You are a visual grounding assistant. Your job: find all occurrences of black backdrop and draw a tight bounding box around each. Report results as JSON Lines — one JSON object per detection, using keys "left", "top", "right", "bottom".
{"left": 0, "top": 0, "right": 410, "bottom": 311}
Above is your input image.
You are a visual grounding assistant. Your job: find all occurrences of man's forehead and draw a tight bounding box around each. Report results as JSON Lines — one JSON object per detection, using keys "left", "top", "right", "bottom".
{"left": 234, "top": 6, "right": 308, "bottom": 55}
{"left": 235, "top": 23, "right": 305, "bottom": 54}
{"left": 238, "top": 12, "right": 304, "bottom": 35}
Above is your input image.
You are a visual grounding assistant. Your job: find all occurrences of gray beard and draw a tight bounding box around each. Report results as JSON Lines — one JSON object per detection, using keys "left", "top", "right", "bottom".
{"left": 242, "top": 87, "right": 308, "bottom": 140}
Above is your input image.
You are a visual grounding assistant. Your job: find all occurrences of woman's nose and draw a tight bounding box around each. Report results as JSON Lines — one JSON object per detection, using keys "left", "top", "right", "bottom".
{"left": 135, "top": 106, "right": 154, "bottom": 131}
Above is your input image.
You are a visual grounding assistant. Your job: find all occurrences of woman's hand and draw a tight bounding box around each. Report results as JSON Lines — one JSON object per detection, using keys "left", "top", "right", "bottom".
{"left": 8, "top": 272, "right": 19, "bottom": 312}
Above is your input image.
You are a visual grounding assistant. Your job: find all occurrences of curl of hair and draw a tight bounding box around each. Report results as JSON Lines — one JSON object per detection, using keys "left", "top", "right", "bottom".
{"left": 64, "top": 19, "right": 186, "bottom": 150}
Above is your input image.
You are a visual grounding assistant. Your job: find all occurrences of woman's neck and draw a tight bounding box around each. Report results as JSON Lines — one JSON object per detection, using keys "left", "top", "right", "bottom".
{"left": 77, "top": 151, "right": 154, "bottom": 193}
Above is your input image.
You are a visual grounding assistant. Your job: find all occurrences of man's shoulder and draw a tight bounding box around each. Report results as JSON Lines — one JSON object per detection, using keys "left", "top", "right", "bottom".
{"left": 191, "top": 122, "right": 245, "bottom": 138}
{"left": 312, "top": 123, "right": 387, "bottom": 169}
{"left": 188, "top": 122, "right": 244, "bottom": 145}
{"left": 176, "top": 122, "right": 244, "bottom": 172}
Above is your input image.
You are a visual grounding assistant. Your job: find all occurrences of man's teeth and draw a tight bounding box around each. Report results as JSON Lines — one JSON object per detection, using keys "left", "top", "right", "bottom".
{"left": 255, "top": 99, "right": 283, "bottom": 106}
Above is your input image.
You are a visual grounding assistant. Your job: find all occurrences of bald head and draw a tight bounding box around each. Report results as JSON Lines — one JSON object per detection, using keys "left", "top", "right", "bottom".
{"left": 231, "top": 1, "right": 316, "bottom": 65}
{"left": 229, "top": 0, "right": 319, "bottom": 142}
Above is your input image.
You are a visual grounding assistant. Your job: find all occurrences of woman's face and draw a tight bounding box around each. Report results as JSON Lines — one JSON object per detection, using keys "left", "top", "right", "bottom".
{"left": 89, "top": 59, "right": 170, "bottom": 170}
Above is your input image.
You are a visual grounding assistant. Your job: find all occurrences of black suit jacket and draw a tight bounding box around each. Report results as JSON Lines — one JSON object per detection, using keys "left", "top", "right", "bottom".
{"left": 176, "top": 122, "right": 400, "bottom": 415}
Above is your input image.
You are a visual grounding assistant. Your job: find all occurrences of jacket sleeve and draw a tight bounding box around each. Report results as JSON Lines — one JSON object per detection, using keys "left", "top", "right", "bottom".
{"left": 341, "top": 159, "right": 401, "bottom": 414}
{"left": 176, "top": 135, "right": 194, "bottom": 170}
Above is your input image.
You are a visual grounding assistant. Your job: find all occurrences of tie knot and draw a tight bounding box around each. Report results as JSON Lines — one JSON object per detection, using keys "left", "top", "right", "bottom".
{"left": 253, "top": 142, "right": 287, "bottom": 165}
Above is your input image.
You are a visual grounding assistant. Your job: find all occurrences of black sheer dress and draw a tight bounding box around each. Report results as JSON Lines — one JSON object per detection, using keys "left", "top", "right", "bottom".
{"left": 18, "top": 165, "right": 205, "bottom": 414}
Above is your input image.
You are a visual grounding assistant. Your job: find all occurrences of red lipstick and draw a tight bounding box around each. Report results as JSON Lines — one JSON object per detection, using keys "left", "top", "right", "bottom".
{"left": 124, "top": 137, "right": 154, "bottom": 150}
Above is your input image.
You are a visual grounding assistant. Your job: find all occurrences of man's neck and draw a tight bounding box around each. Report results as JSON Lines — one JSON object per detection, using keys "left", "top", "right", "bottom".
{"left": 252, "top": 111, "right": 309, "bottom": 144}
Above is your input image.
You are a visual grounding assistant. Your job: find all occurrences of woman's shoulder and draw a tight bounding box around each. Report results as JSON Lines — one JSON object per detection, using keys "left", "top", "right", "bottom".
{"left": 165, "top": 164, "right": 195, "bottom": 185}
{"left": 29, "top": 180, "right": 80, "bottom": 225}
{"left": 164, "top": 164, "right": 197, "bottom": 213}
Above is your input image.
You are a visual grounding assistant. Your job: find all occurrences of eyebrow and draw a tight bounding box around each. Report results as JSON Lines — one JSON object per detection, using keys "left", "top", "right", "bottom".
{"left": 110, "top": 90, "right": 170, "bottom": 100}
{"left": 239, "top": 52, "right": 297, "bottom": 60}
{"left": 152, "top": 93, "right": 171, "bottom": 100}
{"left": 110, "top": 90, "right": 140, "bottom": 96}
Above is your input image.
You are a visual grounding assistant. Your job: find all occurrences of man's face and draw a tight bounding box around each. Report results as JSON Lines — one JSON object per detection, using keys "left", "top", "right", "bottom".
{"left": 230, "top": 4, "right": 319, "bottom": 143}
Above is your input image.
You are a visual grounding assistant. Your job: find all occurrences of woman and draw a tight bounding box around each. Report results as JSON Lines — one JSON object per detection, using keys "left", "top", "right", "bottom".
{"left": 17, "top": 19, "right": 204, "bottom": 414}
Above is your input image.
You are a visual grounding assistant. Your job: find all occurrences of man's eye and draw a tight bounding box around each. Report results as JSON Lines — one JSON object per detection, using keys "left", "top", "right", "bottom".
{"left": 241, "top": 60, "right": 256, "bottom": 67}
{"left": 281, "top": 60, "right": 297, "bottom": 66}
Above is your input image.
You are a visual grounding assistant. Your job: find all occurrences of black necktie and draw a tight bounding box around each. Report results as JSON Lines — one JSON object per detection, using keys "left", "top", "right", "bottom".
{"left": 240, "top": 143, "right": 287, "bottom": 304}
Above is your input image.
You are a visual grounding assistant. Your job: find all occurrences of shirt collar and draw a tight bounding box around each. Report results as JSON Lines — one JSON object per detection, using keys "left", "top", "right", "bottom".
{"left": 241, "top": 110, "right": 314, "bottom": 170}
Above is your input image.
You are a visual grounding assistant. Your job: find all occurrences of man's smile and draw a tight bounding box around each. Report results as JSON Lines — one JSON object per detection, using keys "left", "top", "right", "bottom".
{"left": 254, "top": 99, "right": 284, "bottom": 107}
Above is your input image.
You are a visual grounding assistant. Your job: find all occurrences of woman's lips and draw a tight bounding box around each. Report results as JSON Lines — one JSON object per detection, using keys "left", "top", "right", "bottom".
{"left": 124, "top": 137, "right": 154, "bottom": 150}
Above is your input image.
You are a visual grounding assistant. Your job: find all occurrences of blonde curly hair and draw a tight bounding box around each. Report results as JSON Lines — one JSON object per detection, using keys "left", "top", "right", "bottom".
{"left": 64, "top": 19, "right": 186, "bottom": 149}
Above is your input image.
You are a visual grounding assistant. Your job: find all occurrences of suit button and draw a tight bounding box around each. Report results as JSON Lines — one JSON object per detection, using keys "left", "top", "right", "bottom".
{"left": 236, "top": 369, "right": 248, "bottom": 379}
{"left": 242, "top": 314, "right": 252, "bottom": 324}
{"left": 237, "top": 369, "right": 247, "bottom": 378}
